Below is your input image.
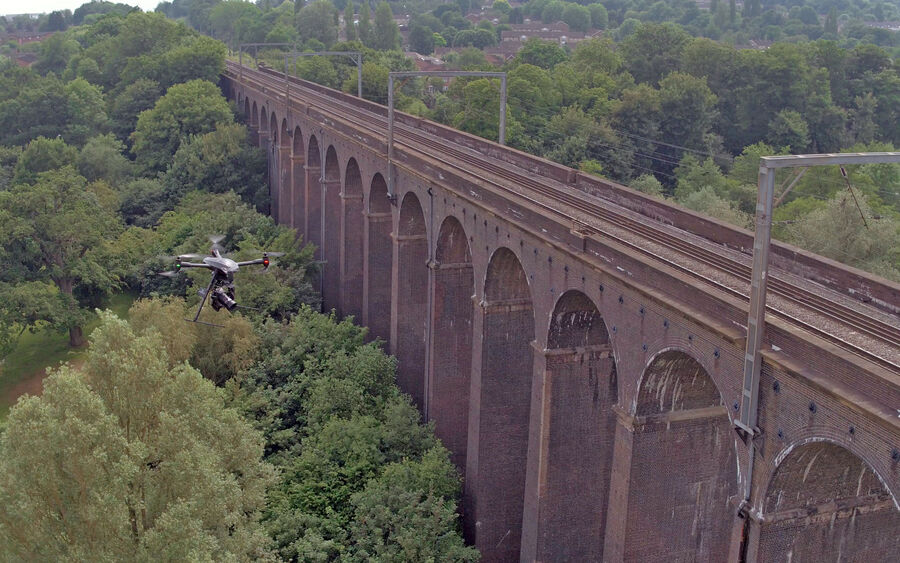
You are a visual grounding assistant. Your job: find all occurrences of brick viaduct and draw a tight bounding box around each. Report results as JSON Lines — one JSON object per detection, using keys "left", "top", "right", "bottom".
{"left": 223, "top": 64, "right": 900, "bottom": 561}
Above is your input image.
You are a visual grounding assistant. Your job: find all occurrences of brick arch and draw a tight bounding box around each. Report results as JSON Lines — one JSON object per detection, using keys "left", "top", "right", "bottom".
{"left": 291, "top": 126, "right": 305, "bottom": 234}
{"left": 756, "top": 439, "right": 900, "bottom": 561}
{"left": 340, "top": 158, "right": 364, "bottom": 321}
{"left": 365, "top": 173, "right": 392, "bottom": 344}
{"left": 306, "top": 135, "right": 322, "bottom": 253}
{"left": 484, "top": 246, "right": 530, "bottom": 301}
{"left": 606, "top": 348, "right": 739, "bottom": 561}
{"left": 467, "top": 246, "right": 534, "bottom": 560}
{"left": 763, "top": 432, "right": 900, "bottom": 511}
{"left": 244, "top": 97, "right": 251, "bottom": 121}
{"left": 429, "top": 215, "right": 474, "bottom": 473}
{"left": 322, "top": 145, "right": 341, "bottom": 313}
{"left": 531, "top": 289, "right": 618, "bottom": 560}
{"left": 635, "top": 350, "right": 724, "bottom": 415}
{"left": 250, "top": 101, "right": 258, "bottom": 127}
{"left": 394, "top": 192, "right": 429, "bottom": 410}
{"left": 548, "top": 289, "right": 610, "bottom": 349}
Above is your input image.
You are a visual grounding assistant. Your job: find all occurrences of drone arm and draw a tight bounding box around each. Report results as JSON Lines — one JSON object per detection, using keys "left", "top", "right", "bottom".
{"left": 236, "top": 258, "right": 265, "bottom": 267}
{"left": 180, "top": 261, "right": 212, "bottom": 268}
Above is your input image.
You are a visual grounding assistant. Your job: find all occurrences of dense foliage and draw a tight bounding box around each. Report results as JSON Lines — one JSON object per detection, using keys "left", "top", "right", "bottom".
{"left": 0, "top": 312, "right": 276, "bottom": 560}
{"left": 238, "top": 309, "right": 478, "bottom": 561}
{"left": 1, "top": 9, "right": 476, "bottom": 559}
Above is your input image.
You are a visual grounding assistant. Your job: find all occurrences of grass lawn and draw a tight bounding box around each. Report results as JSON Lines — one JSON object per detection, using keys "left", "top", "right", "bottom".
{"left": 0, "top": 292, "right": 136, "bottom": 421}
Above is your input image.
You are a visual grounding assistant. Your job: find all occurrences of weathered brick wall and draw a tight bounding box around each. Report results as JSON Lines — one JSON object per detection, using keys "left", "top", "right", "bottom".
{"left": 364, "top": 176, "right": 392, "bottom": 345}
{"left": 537, "top": 351, "right": 617, "bottom": 560}
{"left": 339, "top": 161, "right": 364, "bottom": 321}
{"left": 757, "top": 441, "right": 900, "bottom": 561}
{"left": 393, "top": 194, "right": 428, "bottom": 410}
{"left": 429, "top": 260, "right": 474, "bottom": 472}
{"left": 477, "top": 304, "right": 534, "bottom": 561}
{"left": 232, "top": 74, "right": 900, "bottom": 563}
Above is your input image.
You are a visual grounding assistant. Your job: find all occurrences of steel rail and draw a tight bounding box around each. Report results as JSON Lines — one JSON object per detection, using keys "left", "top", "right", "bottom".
{"left": 232, "top": 64, "right": 900, "bottom": 372}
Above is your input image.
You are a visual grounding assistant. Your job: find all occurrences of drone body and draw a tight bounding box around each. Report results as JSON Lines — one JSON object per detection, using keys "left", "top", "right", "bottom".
{"left": 159, "top": 237, "right": 282, "bottom": 326}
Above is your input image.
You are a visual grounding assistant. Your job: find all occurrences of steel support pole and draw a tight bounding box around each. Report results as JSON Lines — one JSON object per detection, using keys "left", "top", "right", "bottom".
{"left": 738, "top": 165, "right": 775, "bottom": 434}
{"left": 499, "top": 75, "right": 507, "bottom": 146}
{"left": 356, "top": 54, "right": 362, "bottom": 98}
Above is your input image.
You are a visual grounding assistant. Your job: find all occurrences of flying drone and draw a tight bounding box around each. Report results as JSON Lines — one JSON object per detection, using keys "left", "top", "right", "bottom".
{"left": 159, "top": 236, "right": 284, "bottom": 327}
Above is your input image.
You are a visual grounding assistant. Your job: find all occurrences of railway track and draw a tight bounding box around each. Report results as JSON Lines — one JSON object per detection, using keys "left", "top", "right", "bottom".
{"left": 232, "top": 63, "right": 900, "bottom": 372}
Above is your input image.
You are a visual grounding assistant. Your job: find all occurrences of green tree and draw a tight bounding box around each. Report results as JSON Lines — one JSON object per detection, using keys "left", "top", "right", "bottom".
{"left": 514, "top": 38, "right": 567, "bottom": 70}
{"left": 32, "top": 33, "right": 80, "bottom": 76}
{"left": 619, "top": 22, "right": 691, "bottom": 85}
{"left": 630, "top": 173, "right": 664, "bottom": 197}
{"left": 589, "top": 3, "right": 608, "bottom": 30}
{"left": 0, "top": 167, "right": 121, "bottom": 347}
{"left": 348, "top": 449, "right": 478, "bottom": 561}
{"left": 357, "top": 0, "right": 371, "bottom": 45}
{"left": 767, "top": 109, "right": 810, "bottom": 152}
{"left": 658, "top": 72, "right": 718, "bottom": 153}
{"left": 0, "top": 312, "right": 276, "bottom": 559}
{"left": 12, "top": 136, "right": 78, "bottom": 185}
{"left": 409, "top": 22, "right": 435, "bottom": 54}
{"left": 165, "top": 123, "right": 269, "bottom": 210}
{"left": 678, "top": 186, "right": 752, "bottom": 228}
{"left": 372, "top": 2, "right": 400, "bottom": 50}
{"left": 824, "top": 8, "right": 838, "bottom": 35}
{"left": 786, "top": 193, "right": 900, "bottom": 280}
{"left": 131, "top": 79, "right": 234, "bottom": 174}
{"left": 562, "top": 4, "right": 591, "bottom": 33}
{"left": 344, "top": 3, "right": 357, "bottom": 42}
{"left": 76, "top": 134, "right": 133, "bottom": 186}
{"left": 119, "top": 178, "right": 169, "bottom": 228}
{"left": 238, "top": 308, "right": 471, "bottom": 559}
{"left": 110, "top": 79, "right": 161, "bottom": 143}
{"left": 62, "top": 77, "right": 109, "bottom": 146}
{"left": 296, "top": 0, "right": 339, "bottom": 47}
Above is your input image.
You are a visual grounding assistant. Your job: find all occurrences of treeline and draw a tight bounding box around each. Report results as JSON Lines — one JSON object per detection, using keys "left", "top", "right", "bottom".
{"left": 0, "top": 10, "right": 474, "bottom": 561}
{"left": 242, "top": 14, "right": 898, "bottom": 278}
{"left": 0, "top": 301, "right": 477, "bottom": 560}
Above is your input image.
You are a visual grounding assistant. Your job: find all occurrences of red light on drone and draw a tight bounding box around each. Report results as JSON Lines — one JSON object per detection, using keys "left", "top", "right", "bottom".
{"left": 263, "top": 257, "right": 270, "bottom": 268}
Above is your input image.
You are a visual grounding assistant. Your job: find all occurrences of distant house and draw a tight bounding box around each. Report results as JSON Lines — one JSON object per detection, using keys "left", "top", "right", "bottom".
{"left": 1, "top": 31, "right": 55, "bottom": 45}
{"left": 404, "top": 51, "right": 446, "bottom": 72}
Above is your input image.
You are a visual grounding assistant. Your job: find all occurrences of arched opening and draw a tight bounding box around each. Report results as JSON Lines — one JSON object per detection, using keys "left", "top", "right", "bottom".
{"left": 244, "top": 98, "right": 251, "bottom": 123}
{"left": 250, "top": 101, "right": 259, "bottom": 129}
{"left": 467, "top": 247, "right": 534, "bottom": 561}
{"left": 608, "top": 350, "right": 738, "bottom": 561}
{"left": 428, "top": 216, "right": 473, "bottom": 473}
{"left": 322, "top": 146, "right": 341, "bottom": 314}
{"left": 365, "top": 174, "right": 392, "bottom": 346}
{"left": 393, "top": 192, "right": 428, "bottom": 410}
{"left": 277, "top": 118, "right": 290, "bottom": 225}
{"left": 291, "top": 127, "right": 305, "bottom": 234}
{"left": 340, "top": 158, "right": 364, "bottom": 321}
{"left": 534, "top": 290, "right": 616, "bottom": 561}
{"left": 756, "top": 441, "right": 900, "bottom": 561}
{"left": 306, "top": 136, "right": 322, "bottom": 254}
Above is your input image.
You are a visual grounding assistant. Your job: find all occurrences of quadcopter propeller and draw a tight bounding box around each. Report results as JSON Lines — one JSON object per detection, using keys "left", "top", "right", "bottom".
{"left": 157, "top": 270, "right": 180, "bottom": 278}
{"left": 264, "top": 251, "right": 286, "bottom": 257}
{"left": 178, "top": 253, "right": 208, "bottom": 260}
{"left": 208, "top": 234, "right": 226, "bottom": 255}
